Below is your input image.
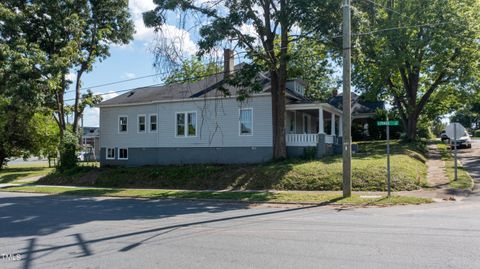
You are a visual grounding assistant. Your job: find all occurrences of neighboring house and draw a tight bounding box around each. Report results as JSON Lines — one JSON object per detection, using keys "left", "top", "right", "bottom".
{"left": 81, "top": 127, "right": 100, "bottom": 161}
{"left": 329, "top": 92, "right": 385, "bottom": 140}
{"left": 97, "top": 50, "right": 343, "bottom": 166}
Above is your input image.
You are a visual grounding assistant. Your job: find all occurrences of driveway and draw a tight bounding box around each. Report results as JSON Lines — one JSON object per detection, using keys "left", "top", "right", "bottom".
{"left": 458, "top": 139, "right": 480, "bottom": 191}
{"left": 1, "top": 192, "right": 480, "bottom": 269}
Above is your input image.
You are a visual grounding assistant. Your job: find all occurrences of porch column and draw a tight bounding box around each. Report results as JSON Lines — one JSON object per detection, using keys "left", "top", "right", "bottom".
{"left": 318, "top": 107, "right": 324, "bottom": 133}
{"left": 331, "top": 112, "right": 336, "bottom": 136}
{"left": 339, "top": 115, "right": 343, "bottom": 136}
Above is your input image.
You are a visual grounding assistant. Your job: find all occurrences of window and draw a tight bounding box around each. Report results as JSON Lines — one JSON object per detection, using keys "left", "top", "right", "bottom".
{"left": 138, "top": 115, "right": 146, "bottom": 133}
{"left": 119, "top": 116, "right": 128, "bottom": 133}
{"left": 176, "top": 112, "right": 197, "bottom": 137}
{"left": 106, "top": 148, "right": 115, "bottom": 160}
{"left": 150, "top": 114, "right": 157, "bottom": 132}
{"left": 239, "top": 108, "right": 253, "bottom": 135}
{"left": 118, "top": 148, "right": 128, "bottom": 160}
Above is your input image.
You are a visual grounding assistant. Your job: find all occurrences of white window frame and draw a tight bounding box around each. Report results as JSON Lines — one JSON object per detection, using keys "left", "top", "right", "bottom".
{"left": 149, "top": 113, "right": 158, "bottom": 133}
{"left": 118, "top": 148, "right": 128, "bottom": 160}
{"left": 106, "top": 148, "right": 115, "bottom": 160}
{"left": 175, "top": 111, "right": 197, "bottom": 138}
{"left": 137, "top": 114, "right": 146, "bottom": 133}
{"left": 118, "top": 115, "right": 128, "bottom": 133}
{"left": 239, "top": 108, "right": 253, "bottom": 136}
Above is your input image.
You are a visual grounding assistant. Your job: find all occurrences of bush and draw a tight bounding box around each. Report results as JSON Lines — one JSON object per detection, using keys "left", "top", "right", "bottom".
{"left": 303, "top": 147, "right": 317, "bottom": 160}
{"left": 59, "top": 132, "right": 78, "bottom": 170}
{"left": 475, "top": 130, "right": 480, "bottom": 137}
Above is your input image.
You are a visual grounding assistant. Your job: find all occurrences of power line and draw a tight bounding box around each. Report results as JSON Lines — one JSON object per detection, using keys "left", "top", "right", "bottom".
{"left": 358, "top": 0, "right": 409, "bottom": 20}
{"left": 65, "top": 59, "right": 227, "bottom": 94}
{"left": 63, "top": 68, "right": 234, "bottom": 103}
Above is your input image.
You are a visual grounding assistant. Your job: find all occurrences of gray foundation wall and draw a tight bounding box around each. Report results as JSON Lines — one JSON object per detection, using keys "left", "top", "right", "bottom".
{"left": 100, "top": 147, "right": 273, "bottom": 166}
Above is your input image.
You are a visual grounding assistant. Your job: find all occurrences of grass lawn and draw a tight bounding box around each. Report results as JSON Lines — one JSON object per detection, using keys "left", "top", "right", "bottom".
{"left": 436, "top": 142, "right": 474, "bottom": 190}
{"left": 37, "top": 140, "right": 428, "bottom": 192}
{"left": 0, "top": 185, "right": 432, "bottom": 206}
{"left": 0, "top": 163, "right": 53, "bottom": 184}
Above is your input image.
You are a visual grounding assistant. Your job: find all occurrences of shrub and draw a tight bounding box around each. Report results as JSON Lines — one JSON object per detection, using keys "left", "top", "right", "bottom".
{"left": 59, "top": 131, "right": 78, "bottom": 170}
{"left": 475, "top": 130, "right": 480, "bottom": 137}
{"left": 303, "top": 147, "right": 317, "bottom": 160}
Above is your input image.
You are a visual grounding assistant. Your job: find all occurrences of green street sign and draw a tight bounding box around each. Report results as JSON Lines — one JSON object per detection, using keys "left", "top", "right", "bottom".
{"left": 377, "top": 120, "right": 399, "bottom": 126}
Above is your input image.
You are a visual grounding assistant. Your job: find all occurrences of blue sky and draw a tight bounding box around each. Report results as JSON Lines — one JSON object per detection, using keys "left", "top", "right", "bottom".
{"left": 68, "top": 0, "right": 202, "bottom": 127}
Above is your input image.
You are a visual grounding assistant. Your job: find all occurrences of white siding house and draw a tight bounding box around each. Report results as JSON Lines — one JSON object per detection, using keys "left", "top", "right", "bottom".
{"left": 97, "top": 51, "right": 343, "bottom": 166}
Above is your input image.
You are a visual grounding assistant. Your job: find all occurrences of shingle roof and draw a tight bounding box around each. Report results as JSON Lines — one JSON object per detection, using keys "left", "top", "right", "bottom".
{"left": 98, "top": 71, "right": 309, "bottom": 107}
{"left": 328, "top": 92, "right": 384, "bottom": 115}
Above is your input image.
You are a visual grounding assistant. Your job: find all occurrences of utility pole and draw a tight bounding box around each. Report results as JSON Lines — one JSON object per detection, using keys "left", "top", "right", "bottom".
{"left": 342, "top": 0, "right": 352, "bottom": 198}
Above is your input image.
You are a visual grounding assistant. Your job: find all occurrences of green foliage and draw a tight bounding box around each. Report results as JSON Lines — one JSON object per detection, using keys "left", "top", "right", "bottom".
{"left": 303, "top": 147, "right": 317, "bottom": 160}
{"left": 474, "top": 130, "right": 480, "bottom": 137}
{"left": 287, "top": 38, "right": 338, "bottom": 101}
{"left": 305, "top": 0, "right": 480, "bottom": 140}
{"left": 164, "top": 57, "right": 222, "bottom": 84}
{"left": 39, "top": 141, "right": 427, "bottom": 192}
{"left": 59, "top": 131, "right": 78, "bottom": 170}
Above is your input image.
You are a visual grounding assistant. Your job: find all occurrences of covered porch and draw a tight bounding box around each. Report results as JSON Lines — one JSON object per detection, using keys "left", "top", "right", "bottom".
{"left": 285, "top": 103, "right": 343, "bottom": 157}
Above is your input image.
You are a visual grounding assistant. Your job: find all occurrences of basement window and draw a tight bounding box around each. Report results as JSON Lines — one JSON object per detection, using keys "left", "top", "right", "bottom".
{"left": 118, "top": 148, "right": 128, "bottom": 160}
{"left": 106, "top": 148, "right": 115, "bottom": 160}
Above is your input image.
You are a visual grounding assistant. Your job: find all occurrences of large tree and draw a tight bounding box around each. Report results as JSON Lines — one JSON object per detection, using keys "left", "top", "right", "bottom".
{"left": 350, "top": 0, "right": 480, "bottom": 140}
{"left": 71, "top": 0, "right": 134, "bottom": 135}
{"left": 0, "top": 4, "right": 48, "bottom": 168}
{"left": 144, "top": 0, "right": 336, "bottom": 159}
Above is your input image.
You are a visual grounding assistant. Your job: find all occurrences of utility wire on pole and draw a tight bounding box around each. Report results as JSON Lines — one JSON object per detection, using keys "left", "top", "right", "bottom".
{"left": 342, "top": 0, "right": 352, "bottom": 198}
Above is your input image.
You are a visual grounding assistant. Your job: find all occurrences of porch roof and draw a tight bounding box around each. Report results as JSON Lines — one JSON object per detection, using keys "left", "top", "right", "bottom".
{"left": 286, "top": 102, "right": 343, "bottom": 116}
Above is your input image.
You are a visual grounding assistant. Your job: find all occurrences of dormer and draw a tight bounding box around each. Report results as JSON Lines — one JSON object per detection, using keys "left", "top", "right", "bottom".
{"left": 286, "top": 79, "right": 306, "bottom": 97}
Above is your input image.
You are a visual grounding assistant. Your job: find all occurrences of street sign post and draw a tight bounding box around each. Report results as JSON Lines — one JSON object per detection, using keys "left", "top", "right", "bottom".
{"left": 377, "top": 118, "right": 399, "bottom": 197}
{"left": 445, "top": 123, "right": 466, "bottom": 181}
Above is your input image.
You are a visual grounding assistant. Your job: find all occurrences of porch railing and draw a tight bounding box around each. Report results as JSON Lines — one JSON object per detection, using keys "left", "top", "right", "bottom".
{"left": 325, "top": 135, "right": 335, "bottom": 144}
{"left": 286, "top": 134, "right": 318, "bottom": 146}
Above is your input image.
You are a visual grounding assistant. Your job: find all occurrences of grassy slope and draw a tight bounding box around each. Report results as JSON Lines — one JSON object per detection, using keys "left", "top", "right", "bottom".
{"left": 1, "top": 185, "right": 432, "bottom": 205}
{"left": 0, "top": 164, "right": 53, "bottom": 184}
{"left": 38, "top": 141, "right": 427, "bottom": 192}
{"left": 436, "top": 142, "right": 473, "bottom": 190}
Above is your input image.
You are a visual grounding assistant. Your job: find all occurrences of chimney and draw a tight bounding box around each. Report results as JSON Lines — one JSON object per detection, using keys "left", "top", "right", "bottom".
{"left": 224, "top": 48, "right": 234, "bottom": 77}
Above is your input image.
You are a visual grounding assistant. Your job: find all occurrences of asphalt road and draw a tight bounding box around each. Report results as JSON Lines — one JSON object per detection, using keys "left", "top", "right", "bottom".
{"left": 1, "top": 190, "right": 480, "bottom": 269}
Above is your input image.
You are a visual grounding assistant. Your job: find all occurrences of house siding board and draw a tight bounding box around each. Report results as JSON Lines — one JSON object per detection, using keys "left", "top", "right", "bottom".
{"left": 100, "top": 147, "right": 273, "bottom": 166}
{"left": 100, "top": 96, "right": 273, "bottom": 150}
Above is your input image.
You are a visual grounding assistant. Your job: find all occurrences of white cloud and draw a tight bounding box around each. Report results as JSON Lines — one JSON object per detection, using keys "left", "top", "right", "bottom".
{"left": 82, "top": 107, "right": 100, "bottom": 127}
{"left": 66, "top": 72, "right": 77, "bottom": 82}
{"left": 128, "top": 0, "right": 156, "bottom": 41}
{"left": 122, "top": 72, "right": 137, "bottom": 79}
{"left": 154, "top": 24, "right": 198, "bottom": 55}
{"left": 101, "top": 91, "right": 121, "bottom": 101}
{"left": 127, "top": 0, "right": 198, "bottom": 57}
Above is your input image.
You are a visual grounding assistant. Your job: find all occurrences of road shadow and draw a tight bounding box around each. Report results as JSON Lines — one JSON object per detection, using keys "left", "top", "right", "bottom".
{"left": 0, "top": 192, "right": 330, "bottom": 269}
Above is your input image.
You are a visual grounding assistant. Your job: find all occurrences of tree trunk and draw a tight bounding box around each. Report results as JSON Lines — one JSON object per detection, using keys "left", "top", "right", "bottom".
{"left": 0, "top": 152, "right": 6, "bottom": 170}
{"left": 406, "top": 113, "right": 418, "bottom": 140}
{"left": 72, "top": 69, "right": 84, "bottom": 135}
{"left": 271, "top": 70, "right": 287, "bottom": 160}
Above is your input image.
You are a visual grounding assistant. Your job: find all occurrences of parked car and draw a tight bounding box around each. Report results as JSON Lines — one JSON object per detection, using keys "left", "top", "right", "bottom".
{"left": 440, "top": 130, "right": 449, "bottom": 141}
{"left": 449, "top": 131, "right": 472, "bottom": 149}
